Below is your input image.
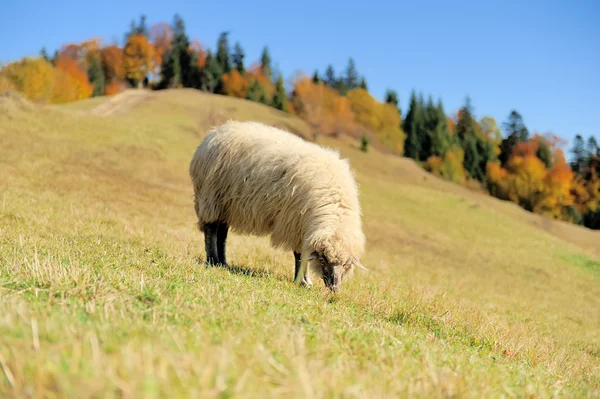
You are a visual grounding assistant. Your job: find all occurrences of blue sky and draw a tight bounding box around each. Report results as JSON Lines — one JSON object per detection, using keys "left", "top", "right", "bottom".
{"left": 1, "top": 0, "right": 599, "bottom": 149}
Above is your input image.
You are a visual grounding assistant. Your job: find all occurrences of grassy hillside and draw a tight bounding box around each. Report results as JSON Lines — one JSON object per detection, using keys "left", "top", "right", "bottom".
{"left": 1, "top": 89, "right": 599, "bottom": 398}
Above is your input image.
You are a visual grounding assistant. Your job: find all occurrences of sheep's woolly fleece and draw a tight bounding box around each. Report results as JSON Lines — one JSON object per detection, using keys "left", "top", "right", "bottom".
{"left": 189, "top": 120, "right": 365, "bottom": 271}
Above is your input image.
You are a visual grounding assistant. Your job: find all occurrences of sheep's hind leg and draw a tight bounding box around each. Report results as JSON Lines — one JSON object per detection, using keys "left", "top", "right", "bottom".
{"left": 204, "top": 222, "right": 219, "bottom": 265}
{"left": 216, "top": 222, "right": 229, "bottom": 265}
{"left": 294, "top": 252, "right": 312, "bottom": 287}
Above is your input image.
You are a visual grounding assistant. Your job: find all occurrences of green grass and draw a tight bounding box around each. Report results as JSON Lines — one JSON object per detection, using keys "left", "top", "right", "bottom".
{"left": 1, "top": 89, "right": 599, "bottom": 398}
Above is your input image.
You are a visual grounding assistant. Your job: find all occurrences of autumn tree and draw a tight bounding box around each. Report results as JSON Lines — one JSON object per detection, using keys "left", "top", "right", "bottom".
{"left": 55, "top": 53, "right": 94, "bottom": 99}
{"left": 123, "top": 33, "right": 155, "bottom": 88}
{"left": 292, "top": 77, "right": 332, "bottom": 140}
{"left": 347, "top": 88, "right": 405, "bottom": 154}
{"left": 0, "top": 57, "right": 55, "bottom": 102}
{"left": 221, "top": 69, "right": 248, "bottom": 98}
{"left": 150, "top": 22, "right": 174, "bottom": 68}
{"left": 100, "top": 45, "right": 125, "bottom": 82}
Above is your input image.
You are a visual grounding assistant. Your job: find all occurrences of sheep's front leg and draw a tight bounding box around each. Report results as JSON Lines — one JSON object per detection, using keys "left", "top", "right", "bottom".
{"left": 204, "top": 222, "right": 219, "bottom": 265}
{"left": 293, "top": 252, "right": 312, "bottom": 287}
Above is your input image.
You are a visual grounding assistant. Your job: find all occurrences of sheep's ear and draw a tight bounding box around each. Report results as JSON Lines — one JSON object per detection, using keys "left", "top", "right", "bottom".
{"left": 352, "top": 257, "right": 368, "bottom": 271}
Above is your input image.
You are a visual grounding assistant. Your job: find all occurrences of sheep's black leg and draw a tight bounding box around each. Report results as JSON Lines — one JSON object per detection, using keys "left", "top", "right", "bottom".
{"left": 216, "top": 222, "right": 229, "bottom": 265}
{"left": 294, "top": 252, "right": 312, "bottom": 287}
{"left": 294, "top": 251, "right": 302, "bottom": 282}
{"left": 204, "top": 222, "right": 219, "bottom": 265}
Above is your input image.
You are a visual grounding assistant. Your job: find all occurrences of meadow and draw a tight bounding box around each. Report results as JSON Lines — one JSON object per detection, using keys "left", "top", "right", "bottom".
{"left": 1, "top": 89, "right": 599, "bottom": 398}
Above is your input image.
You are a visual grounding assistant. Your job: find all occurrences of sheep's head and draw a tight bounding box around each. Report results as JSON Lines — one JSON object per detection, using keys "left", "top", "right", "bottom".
{"left": 307, "top": 242, "right": 366, "bottom": 292}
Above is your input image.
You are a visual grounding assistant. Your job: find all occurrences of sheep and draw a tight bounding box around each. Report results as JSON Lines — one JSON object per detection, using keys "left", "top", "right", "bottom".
{"left": 189, "top": 120, "right": 367, "bottom": 292}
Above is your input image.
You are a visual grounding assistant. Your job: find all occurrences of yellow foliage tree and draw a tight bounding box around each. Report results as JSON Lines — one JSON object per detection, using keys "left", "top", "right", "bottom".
{"left": 0, "top": 57, "right": 55, "bottom": 102}
{"left": 123, "top": 34, "right": 156, "bottom": 88}
{"left": 346, "top": 88, "right": 405, "bottom": 155}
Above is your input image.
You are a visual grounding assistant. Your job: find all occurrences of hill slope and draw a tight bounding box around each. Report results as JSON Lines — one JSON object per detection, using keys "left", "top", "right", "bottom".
{"left": 0, "top": 89, "right": 599, "bottom": 398}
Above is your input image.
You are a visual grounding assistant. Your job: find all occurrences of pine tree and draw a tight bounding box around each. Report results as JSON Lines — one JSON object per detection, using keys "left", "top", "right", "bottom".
{"left": 499, "top": 110, "right": 529, "bottom": 166}
{"left": 246, "top": 79, "right": 269, "bottom": 105}
{"left": 312, "top": 70, "right": 321, "bottom": 83}
{"left": 384, "top": 89, "right": 399, "bottom": 108}
{"left": 570, "top": 134, "right": 587, "bottom": 174}
{"left": 587, "top": 136, "right": 599, "bottom": 157}
{"left": 232, "top": 42, "right": 245, "bottom": 74}
{"left": 216, "top": 32, "right": 231, "bottom": 75}
{"left": 200, "top": 50, "right": 222, "bottom": 93}
{"left": 433, "top": 100, "right": 451, "bottom": 156}
{"left": 272, "top": 75, "right": 288, "bottom": 112}
{"left": 125, "top": 15, "right": 149, "bottom": 40}
{"left": 536, "top": 138, "right": 553, "bottom": 168}
{"left": 422, "top": 98, "right": 451, "bottom": 159}
{"left": 324, "top": 65, "right": 336, "bottom": 88}
{"left": 260, "top": 47, "right": 272, "bottom": 82}
{"left": 334, "top": 78, "right": 347, "bottom": 95}
{"left": 345, "top": 57, "right": 359, "bottom": 91}
{"left": 88, "top": 56, "right": 106, "bottom": 96}
{"left": 455, "top": 97, "right": 485, "bottom": 180}
{"left": 402, "top": 90, "right": 425, "bottom": 160}
{"left": 359, "top": 77, "right": 368, "bottom": 90}
{"left": 159, "top": 14, "right": 192, "bottom": 88}
{"left": 40, "top": 47, "right": 50, "bottom": 63}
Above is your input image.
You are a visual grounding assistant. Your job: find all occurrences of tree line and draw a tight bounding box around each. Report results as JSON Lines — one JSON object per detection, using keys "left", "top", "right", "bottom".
{"left": 1, "top": 14, "right": 598, "bottom": 229}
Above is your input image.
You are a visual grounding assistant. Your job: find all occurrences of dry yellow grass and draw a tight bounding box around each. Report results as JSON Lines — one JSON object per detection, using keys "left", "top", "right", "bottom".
{"left": 0, "top": 89, "right": 599, "bottom": 398}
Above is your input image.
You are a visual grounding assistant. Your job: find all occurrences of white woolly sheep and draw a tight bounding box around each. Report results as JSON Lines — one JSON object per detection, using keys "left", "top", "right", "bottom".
{"left": 189, "top": 120, "right": 366, "bottom": 292}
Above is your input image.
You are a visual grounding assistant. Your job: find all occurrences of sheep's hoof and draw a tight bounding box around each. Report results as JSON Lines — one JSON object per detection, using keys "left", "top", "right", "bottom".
{"left": 301, "top": 278, "right": 312, "bottom": 288}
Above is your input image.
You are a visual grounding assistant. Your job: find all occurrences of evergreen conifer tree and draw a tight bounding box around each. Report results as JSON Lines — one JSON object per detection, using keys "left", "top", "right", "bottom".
{"left": 359, "top": 77, "right": 368, "bottom": 90}
{"left": 312, "top": 70, "right": 321, "bottom": 83}
{"left": 232, "top": 42, "right": 245, "bottom": 74}
{"left": 215, "top": 32, "right": 231, "bottom": 75}
{"left": 345, "top": 57, "right": 359, "bottom": 90}
{"left": 324, "top": 65, "right": 336, "bottom": 88}
{"left": 402, "top": 90, "right": 425, "bottom": 160}
{"left": 260, "top": 47, "right": 272, "bottom": 81}
{"left": 200, "top": 50, "right": 222, "bottom": 93}
{"left": 88, "top": 56, "right": 105, "bottom": 96}
{"left": 273, "top": 75, "right": 288, "bottom": 112}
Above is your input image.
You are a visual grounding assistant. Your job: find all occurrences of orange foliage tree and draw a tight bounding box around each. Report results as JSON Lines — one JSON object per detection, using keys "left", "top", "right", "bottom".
{"left": 123, "top": 34, "right": 156, "bottom": 88}
{"left": 291, "top": 77, "right": 336, "bottom": 139}
{"left": 150, "top": 23, "right": 174, "bottom": 67}
{"left": 221, "top": 70, "right": 248, "bottom": 98}
{"left": 100, "top": 45, "right": 125, "bottom": 83}
{"left": 54, "top": 55, "right": 93, "bottom": 100}
{"left": 189, "top": 39, "right": 207, "bottom": 68}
